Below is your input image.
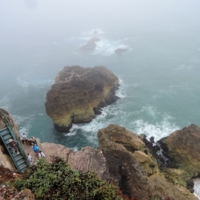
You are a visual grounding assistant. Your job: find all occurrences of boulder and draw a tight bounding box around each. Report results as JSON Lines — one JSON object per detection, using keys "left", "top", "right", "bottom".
{"left": 45, "top": 66, "right": 119, "bottom": 132}
{"left": 41, "top": 143, "right": 109, "bottom": 180}
{"left": 98, "top": 124, "right": 153, "bottom": 199}
{"left": 79, "top": 37, "right": 101, "bottom": 52}
{"left": 114, "top": 47, "right": 129, "bottom": 55}
{"left": 159, "top": 124, "right": 200, "bottom": 190}
{"left": 149, "top": 174, "right": 198, "bottom": 200}
{"left": 67, "top": 146, "right": 109, "bottom": 180}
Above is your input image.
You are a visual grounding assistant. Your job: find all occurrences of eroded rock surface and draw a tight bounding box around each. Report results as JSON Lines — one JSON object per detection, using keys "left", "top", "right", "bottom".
{"left": 98, "top": 124, "right": 153, "bottom": 200}
{"left": 45, "top": 65, "right": 119, "bottom": 132}
{"left": 98, "top": 124, "right": 198, "bottom": 200}
{"left": 159, "top": 124, "right": 200, "bottom": 191}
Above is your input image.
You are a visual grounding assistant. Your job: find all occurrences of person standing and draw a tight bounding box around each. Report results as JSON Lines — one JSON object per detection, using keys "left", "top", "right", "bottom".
{"left": 21, "top": 133, "right": 28, "bottom": 144}
{"left": 32, "top": 144, "right": 39, "bottom": 155}
{"left": 27, "top": 153, "right": 33, "bottom": 165}
{"left": 38, "top": 150, "right": 46, "bottom": 159}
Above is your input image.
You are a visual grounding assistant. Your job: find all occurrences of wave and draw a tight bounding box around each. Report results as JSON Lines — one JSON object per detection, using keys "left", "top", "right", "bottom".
{"left": 130, "top": 107, "right": 179, "bottom": 141}
{"left": 116, "top": 79, "right": 127, "bottom": 98}
{"left": 70, "top": 28, "right": 133, "bottom": 56}
{"left": 193, "top": 178, "right": 200, "bottom": 199}
{"left": 11, "top": 114, "right": 34, "bottom": 137}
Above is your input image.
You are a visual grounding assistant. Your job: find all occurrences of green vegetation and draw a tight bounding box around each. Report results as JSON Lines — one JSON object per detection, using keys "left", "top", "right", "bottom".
{"left": 14, "top": 157, "right": 125, "bottom": 200}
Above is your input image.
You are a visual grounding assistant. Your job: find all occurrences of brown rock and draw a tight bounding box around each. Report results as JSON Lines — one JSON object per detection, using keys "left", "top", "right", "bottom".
{"left": 114, "top": 47, "right": 129, "bottom": 55}
{"left": 98, "top": 124, "right": 145, "bottom": 152}
{"left": 67, "top": 146, "right": 109, "bottom": 180}
{"left": 149, "top": 174, "right": 198, "bottom": 200}
{"left": 41, "top": 143, "right": 109, "bottom": 180}
{"left": 160, "top": 124, "right": 200, "bottom": 178}
{"left": 41, "top": 142, "right": 72, "bottom": 162}
{"left": 98, "top": 124, "right": 152, "bottom": 199}
{"left": 45, "top": 66, "right": 119, "bottom": 132}
{"left": 79, "top": 37, "right": 101, "bottom": 52}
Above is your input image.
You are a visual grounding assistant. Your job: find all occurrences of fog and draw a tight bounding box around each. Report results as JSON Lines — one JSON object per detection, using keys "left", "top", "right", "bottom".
{"left": 1, "top": 0, "right": 200, "bottom": 46}
{"left": 1, "top": 2, "right": 200, "bottom": 196}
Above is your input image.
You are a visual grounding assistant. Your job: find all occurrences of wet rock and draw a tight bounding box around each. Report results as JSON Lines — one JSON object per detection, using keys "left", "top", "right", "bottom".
{"left": 114, "top": 47, "right": 129, "bottom": 55}
{"left": 45, "top": 66, "right": 119, "bottom": 133}
{"left": 79, "top": 37, "right": 101, "bottom": 52}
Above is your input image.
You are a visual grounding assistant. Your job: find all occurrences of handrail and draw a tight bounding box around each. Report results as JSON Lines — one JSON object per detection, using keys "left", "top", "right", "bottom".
{"left": 0, "top": 109, "right": 31, "bottom": 168}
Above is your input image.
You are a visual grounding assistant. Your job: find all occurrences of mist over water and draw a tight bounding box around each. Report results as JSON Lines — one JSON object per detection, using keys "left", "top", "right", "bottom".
{"left": 1, "top": 0, "right": 200, "bottom": 197}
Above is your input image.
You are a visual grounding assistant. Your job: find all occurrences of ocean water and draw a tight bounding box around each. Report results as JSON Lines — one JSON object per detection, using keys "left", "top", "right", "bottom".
{"left": 1, "top": 29, "right": 200, "bottom": 149}
{"left": 1, "top": 28, "right": 200, "bottom": 197}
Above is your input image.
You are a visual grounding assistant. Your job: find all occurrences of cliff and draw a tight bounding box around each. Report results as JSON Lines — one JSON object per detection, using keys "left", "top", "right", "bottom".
{"left": 0, "top": 109, "right": 199, "bottom": 199}
{"left": 45, "top": 65, "right": 119, "bottom": 133}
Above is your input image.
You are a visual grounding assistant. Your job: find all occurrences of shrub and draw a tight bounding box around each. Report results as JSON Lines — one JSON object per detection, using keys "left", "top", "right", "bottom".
{"left": 14, "top": 157, "right": 124, "bottom": 200}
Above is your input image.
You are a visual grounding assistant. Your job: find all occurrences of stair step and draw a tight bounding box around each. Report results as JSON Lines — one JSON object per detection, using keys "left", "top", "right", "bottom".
{"left": 17, "top": 160, "right": 25, "bottom": 166}
{"left": 12, "top": 152, "right": 21, "bottom": 157}
{"left": 5, "top": 139, "right": 11, "bottom": 145}
{"left": 19, "top": 163, "right": 28, "bottom": 170}
{"left": 0, "top": 127, "right": 7, "bottom": 132}
{"left": 1, "top": 130, "right": 9, "bottom": 136}
{"left": 3, "top": 134, "right": 12, "bottom": 140}
{"left": 14, "top": 155, "right": 23, "bottom": 162}
{"left": 20, "top": 167, "right": 28, "bottom": 173}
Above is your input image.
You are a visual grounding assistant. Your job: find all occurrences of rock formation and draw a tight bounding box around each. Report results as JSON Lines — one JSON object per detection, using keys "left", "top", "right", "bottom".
{"left": 45, "top": 66, "right": 119, "bottom": 132}
{"left": 114, "top": 47, "right": 129, "bottom": 55}
{"left": 79, "top": 37, "right": 101, "bottom": 52}
{"left": 0, "top": 109, "right": 199, "bottom": 199}
{"left": 42, "top": 123, "right": 197, "bottom": 199}
{"left": 97, "top": 124, "right": 198, "bottom": 200}
{"left": 158, "top": 124, "right": 200, "bottom": 192}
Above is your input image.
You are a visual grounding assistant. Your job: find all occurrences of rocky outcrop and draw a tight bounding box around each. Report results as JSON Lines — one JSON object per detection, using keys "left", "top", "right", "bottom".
{"left": 114, "top": 47, "right": 129, "bottom": 55}
{"left": 45, "top": 66, "right": 119, "bottom": 132}
{"left": 98, "top": 124, "right": 153, "bottom": 200}
{"left": 158, "top": 124, "right": 200, "bottom": 190}
{"left": 41, "top": 143, "right": 109, "bottom": 180}
{"left": 98, "top": 124, "right": 198, "bottom": 200}
{"left": 40, "top": 124, "right": 198, "bottom": 200}
{"left": 1, "top": 108, "right": 199, "bottom": 200}
{"left": 79, "top": 37, "right": 101, "bottom": 52}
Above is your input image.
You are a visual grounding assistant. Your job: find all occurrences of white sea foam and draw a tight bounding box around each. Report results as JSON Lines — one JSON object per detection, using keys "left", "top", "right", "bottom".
{"left": 193, "top": 178, "right": 200, "bottom": 199}
{"left": 75, "top": 28, "right": 132, "bottom": 56}
{"left": 115, "top": 79, "right": 127, "bottom": 98}
{"left": 12, "top": 114, "right": 33, "bottom": 136}
{"left": 131, "top": 116, "right": 179, "bottom": 141}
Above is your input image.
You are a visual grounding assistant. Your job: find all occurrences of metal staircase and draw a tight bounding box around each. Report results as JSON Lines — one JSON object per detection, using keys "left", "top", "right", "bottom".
{"left": 0, "top": 109, "right": 30, "bottom": 172}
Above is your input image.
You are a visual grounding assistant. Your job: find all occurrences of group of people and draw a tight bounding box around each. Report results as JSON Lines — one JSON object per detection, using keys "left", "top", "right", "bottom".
{"left": 20, "top": 133, "right": 46, "bottom": 165}
{"left": 21, "top": 133, "right": 37, "bottom": 146}
{"left": 28, "top": 144, "right": 46, "bottom": 165}
{"left": 8, "top": 139, "right": 19, "bottom": 154}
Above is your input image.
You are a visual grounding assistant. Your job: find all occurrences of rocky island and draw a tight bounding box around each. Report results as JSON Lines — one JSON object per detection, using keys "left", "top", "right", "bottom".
{"left": 45, "top": 65, "right": 119, "bottom": 133}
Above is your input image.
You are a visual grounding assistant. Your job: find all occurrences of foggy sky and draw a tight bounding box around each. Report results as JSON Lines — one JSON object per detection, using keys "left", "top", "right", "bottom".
{"left": 1, "top": 0, "right": 200, "bottom": 47}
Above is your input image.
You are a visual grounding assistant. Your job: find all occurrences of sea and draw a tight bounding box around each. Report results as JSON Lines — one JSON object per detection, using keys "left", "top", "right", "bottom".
{"left": 1, "top": 2, "right": 200, "bottom": 197}
{"left": 1, "top": 29, "right": 200, "bottom": 149}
